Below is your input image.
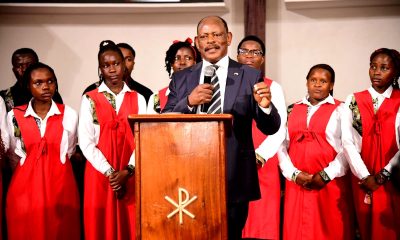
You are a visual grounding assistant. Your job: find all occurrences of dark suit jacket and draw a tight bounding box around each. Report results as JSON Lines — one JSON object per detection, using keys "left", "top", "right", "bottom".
{"left": 163, "top": 58, "right": 281, "bottom": 202}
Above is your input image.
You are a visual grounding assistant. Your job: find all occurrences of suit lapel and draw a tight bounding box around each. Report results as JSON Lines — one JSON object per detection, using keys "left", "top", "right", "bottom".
{"left": 187, "top": 62, "right": 202, "bottom": 94}
{"left": 224, "top": 59, "right": 243, "bottom": 113}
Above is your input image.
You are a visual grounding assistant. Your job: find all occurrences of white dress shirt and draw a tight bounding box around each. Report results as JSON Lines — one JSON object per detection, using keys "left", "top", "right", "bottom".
{"left": 199, "top": 56, "right": 229, "bottom": 111}
{"left": 78, "top": 82, "right": 147, "bottom": 175}
{"left": 341, "top": 86, "right": 400, "bottom": 179}
{"left": 255, "top": 80, "right": 287, "bottom": 160}
{"left": 7, "top": 100, "right": 78, "bottom": 167}
{"left": 278, "top": 95, "right": 349, "bottom": 181}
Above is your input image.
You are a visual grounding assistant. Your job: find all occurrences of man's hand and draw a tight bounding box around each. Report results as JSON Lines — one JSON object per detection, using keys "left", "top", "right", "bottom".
{"left": 253, "top": 82, "right": 272, "bottom": 108}
{"left": 187, "top": 84, "right": 214, "bottom": 107}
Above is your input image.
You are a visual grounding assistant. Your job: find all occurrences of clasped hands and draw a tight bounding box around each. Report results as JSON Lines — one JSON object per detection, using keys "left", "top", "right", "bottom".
{"left": 108, "top": 170, "right": 130, "bottom": 199}
{"left": 187, "top": 82, "right": 271, "bottom": 108}
{"left": 295, "top": 172, "right": 327, "bottom": 190}
{"left": 358, "top": 175, "right": 380, "bottom": 193}
{"left": 297, "top": 172, "right": 383, "bottom": 192}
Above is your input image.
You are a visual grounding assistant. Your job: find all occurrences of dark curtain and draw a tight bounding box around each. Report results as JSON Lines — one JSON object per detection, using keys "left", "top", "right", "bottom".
{"left": 244, "top": 0, "right": 266, "bottom": 76}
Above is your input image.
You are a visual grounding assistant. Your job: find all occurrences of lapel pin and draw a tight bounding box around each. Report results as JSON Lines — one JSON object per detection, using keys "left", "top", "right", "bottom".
{"left": 234, "top": 72, "right": 239, "bottom": 76}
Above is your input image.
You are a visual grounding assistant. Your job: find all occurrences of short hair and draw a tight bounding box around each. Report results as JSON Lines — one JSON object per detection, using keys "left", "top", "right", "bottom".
{"left": 117, "top": 42, "right": 136, "bottom": 58}
{"left": 306, "top": 63, "right": 335, "bottom": 96}
{"left": 11, "top": 48, "right": 39, "bottom": 65}
{"left": 21, "top": 62, "right": 61, "bottom": 104}
{"left": 370, "top": 48, "right": 400, "bottom": 89}
{"left": 237, "top": 35, "right": 266, "bottom": 56}
{"left": 197, "top": 16, "right": 229, "bottom": 34}
{"left": 165, "top": 38, "right": 201, "bottom": 77}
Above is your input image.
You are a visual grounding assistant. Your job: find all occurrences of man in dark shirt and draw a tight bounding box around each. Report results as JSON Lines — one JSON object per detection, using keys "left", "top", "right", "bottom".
{"left": 0, "top": 48, "right": 62, "bottom": 112}
{"left": 83, "top": 42, "right": 153, "bottom": 103}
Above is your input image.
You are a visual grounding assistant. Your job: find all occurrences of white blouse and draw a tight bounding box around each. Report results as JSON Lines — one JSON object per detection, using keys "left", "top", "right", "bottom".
{"left": 341, "top": 86, "right": 400, "bottom": 180}
{"left": 278, "top": 95, "right": 349, "bottom": 181}
{"left": 7, "top": 100, "right": 78, "bottom": 167}
{"left": 78, "top": 82, "right": 147, "bottom": 175}
{"left": 255, "top": 80, "right": 287, "bottom": 161}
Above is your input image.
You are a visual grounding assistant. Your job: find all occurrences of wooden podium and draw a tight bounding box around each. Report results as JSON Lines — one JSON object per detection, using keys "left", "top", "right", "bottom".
{"left": 128, "top": 114, "right": 232, "bottom": 240}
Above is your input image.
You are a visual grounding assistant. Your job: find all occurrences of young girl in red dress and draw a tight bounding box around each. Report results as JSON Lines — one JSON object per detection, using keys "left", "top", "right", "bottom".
{"left": 78, "top": 40, "right": 147, "bottom": 240}
{"left": 278, "top": 64, "right": 355, "bottom": 240}
{"left": 5, "top": 62, "right": 80, "bottom": 239}
{"left": 342, "top": 48, "right": 400, "bottom": 240}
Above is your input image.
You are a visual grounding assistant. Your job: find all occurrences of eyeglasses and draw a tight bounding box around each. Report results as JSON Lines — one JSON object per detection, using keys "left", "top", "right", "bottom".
{"left": 238, "top": 48, "right": 263, "bottom": 57}
{"left": 174, "top": 56, "right": 194, "bottom": 62}
{"left": 198, "top": 32, "right": 225, "bottom": 42}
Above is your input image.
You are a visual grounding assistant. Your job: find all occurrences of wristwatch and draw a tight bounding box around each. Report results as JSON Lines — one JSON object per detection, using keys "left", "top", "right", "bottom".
{"left": 319, "top": 170, "right": 331, "bottom": 184}
{"left": 291, "top": 170, "right": 302, "bottom": 183}
{"left": 104, "top": 167, "right": 115, "bottom": 177}
{"left": 125, "top": 164, "right": 135, "bottom": 176}
{"left": 375, "top": 169, "right": 390, "bottom": 185}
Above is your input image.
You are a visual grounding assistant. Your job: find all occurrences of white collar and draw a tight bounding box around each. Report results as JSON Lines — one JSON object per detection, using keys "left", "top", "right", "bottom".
{"left": 299, "top": 94, "right": 335, "bottom": 107}
{"left": 24, "top": 99, "right": 60, "bottom": 118}
{"left": 202, "top": 55, "right": 229, "bottom": 70}
{"left": 98, "top": 81, "right": 131, "bottom": 96}
{"left": 368, "top": 85, "right": 393, "bottom": 99}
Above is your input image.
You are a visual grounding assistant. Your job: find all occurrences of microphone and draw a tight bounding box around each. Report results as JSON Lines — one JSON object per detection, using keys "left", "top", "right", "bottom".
{"left": 202, "top": 65, "right": 215, "bottom": 113}
{"left": 204, "top": 65, "right": 215, "bottom": 84}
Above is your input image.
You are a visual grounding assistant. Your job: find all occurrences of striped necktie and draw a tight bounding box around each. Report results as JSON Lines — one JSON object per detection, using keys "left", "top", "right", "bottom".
{"left": 207, "top": 65, "right": 222, "bottom": 114}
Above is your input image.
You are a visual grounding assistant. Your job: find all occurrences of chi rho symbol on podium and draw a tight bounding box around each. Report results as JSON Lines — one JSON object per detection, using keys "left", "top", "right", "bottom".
{"left": 165, "top": 187, "right": 198, "bottom": 224}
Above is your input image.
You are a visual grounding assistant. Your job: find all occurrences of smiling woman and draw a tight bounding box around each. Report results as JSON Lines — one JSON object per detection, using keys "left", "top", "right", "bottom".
{"left": 147, "top": 37, "right": 201, "bottom": 114}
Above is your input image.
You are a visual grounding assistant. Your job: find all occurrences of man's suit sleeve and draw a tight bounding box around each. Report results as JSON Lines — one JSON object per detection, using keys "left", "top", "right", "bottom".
{"left": 255, "top": 102, "right": 281, "bottom": 135}
{"left": 162, "top": 73, "right": 194, "bottom": 114}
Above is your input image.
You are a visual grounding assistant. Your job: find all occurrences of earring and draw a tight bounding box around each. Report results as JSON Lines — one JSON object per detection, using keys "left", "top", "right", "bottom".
{"left": 393, "top": 77, "right": 399, "bottom": 88}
